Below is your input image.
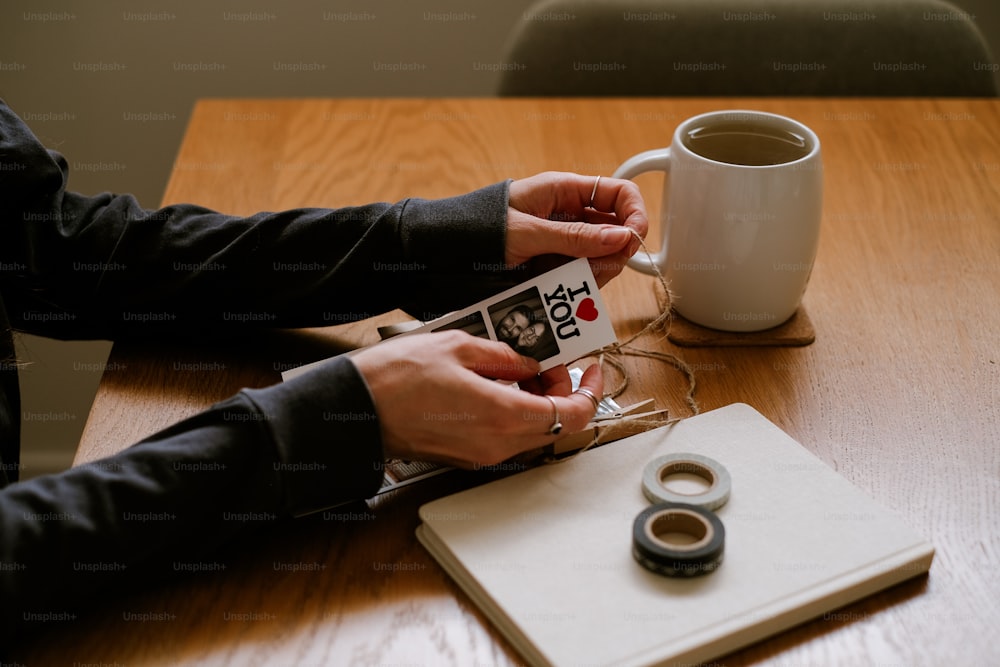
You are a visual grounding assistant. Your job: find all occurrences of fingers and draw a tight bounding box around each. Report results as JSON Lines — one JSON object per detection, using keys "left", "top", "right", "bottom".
{"left": 354, "top": 331, "right": 603, "bottom": 468}
{"left": 516, "top": 364, "right": 570, "bottom": 397}
{"left": 504, "top": 211, "right": 630, "bottom": 268}
{"left": 514, "top": 363, "right": 604, "bottom": 441}
{"left": 505, "top": 171, "right": 649, "bottom": 274}
{"left": 353, "top": 327, "right": 606, "bottom": 469}
{"left": 509, "top": 171, "right": 648, "bottom": 237}
{"left": 509, "top": 171, "right": 641, "bottom": 224}
{"left": 588, "top": 175, "right": 649, "bottom": 257}
{"left": 537, "top": 365, "right": 573, "bottom": 397}
{"left": 460, "top": 335, "right": 542, "bottom": 381}
{"left": 574, "top": 362, "right": 604, "bottom": 406}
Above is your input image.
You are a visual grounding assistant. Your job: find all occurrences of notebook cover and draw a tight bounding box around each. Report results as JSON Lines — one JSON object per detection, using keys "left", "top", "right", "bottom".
{"left": 416, "top": 403, "right": 933, "bottom": 667}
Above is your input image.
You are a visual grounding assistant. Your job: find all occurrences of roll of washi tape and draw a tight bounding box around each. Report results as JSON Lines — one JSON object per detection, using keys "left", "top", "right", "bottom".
{"left": 632, "top": 502, "right": 725, "bottom": 577}
{"left": 641, "top": 453, "right": 731, "bottom": 511}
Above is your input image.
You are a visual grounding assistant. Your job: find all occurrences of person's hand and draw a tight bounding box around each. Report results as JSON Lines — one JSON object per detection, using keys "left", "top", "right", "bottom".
{"left": 506, "top": 171, "right": 649, "bottom": 286}
{"left": 351, "top": 331, "right": 603, "bottom": 468}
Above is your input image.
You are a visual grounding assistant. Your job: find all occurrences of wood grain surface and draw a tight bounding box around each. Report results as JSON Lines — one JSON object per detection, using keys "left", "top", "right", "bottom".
{"left": 14, "top": 98, "right": 998, "bottom": 666}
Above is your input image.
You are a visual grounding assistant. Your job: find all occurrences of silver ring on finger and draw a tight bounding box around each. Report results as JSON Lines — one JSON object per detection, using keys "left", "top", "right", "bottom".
{"left": 589, "top": 175, "right": 601, "bottom": 208}
{"left": 573, "top": 387, "right": 601, "bottom": 412}
{"left": 544, "top": 395, "right": 563, "bottom": 435}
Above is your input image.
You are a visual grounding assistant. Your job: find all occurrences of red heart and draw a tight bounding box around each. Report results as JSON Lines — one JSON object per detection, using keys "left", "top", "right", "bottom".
{"left": 575, "top": 297, "right": 599, "bottom": 322}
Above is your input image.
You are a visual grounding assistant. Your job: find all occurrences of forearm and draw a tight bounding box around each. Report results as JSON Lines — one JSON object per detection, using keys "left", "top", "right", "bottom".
{"left": 3, "top": 98, "right": 518, "bottom": 339}
{"left": 6, "top": 184, "right": 515, "bottom": 338}
{"left": 0, "top": 356, "right": 383, "bottom": 640}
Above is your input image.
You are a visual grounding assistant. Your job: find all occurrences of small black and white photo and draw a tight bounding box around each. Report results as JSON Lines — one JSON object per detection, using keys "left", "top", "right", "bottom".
{"left": 487, "top": 287, "right": 559, "bottom": 363}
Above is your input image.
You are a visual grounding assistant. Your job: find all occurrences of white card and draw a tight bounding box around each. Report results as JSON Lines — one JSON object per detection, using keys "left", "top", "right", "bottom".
{"left": 283, "top": 258, "right": 617, "bottom": 380}
{"left": 402, "top": 257, "right": 615, "bottom": 371}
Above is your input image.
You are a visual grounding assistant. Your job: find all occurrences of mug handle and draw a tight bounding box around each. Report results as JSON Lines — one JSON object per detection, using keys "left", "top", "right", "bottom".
{"left": 613, "top": 148, "right": 672, "bottom": 276}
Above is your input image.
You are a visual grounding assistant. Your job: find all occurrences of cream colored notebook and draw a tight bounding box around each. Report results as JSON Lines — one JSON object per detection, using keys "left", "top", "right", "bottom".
{"left": 416, "top": 403, "right": 934, "bottom": 667}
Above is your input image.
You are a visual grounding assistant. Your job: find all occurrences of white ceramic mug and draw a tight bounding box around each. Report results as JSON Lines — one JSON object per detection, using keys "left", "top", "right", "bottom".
{"left": 614, "top": 110, "right": 822, "bottom": 332}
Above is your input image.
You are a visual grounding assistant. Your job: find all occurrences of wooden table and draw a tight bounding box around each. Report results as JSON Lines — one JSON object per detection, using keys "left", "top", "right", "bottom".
{"left": 18, "top": 99, "right": 1000, "bottom": 665}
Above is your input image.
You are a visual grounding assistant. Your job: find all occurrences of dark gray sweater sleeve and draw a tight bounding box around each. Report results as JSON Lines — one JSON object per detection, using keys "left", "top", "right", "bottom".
{"left": 0, "top": 97, "right": 523, "bottom": 643}
{"left": 0, "top": 355, "right": 384, "bottom": 641}
{"left": 1, "top": 98, "right": 518, "bottom": 339}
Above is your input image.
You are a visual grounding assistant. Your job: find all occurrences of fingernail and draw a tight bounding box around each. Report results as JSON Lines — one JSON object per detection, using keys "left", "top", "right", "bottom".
{"left": 600, "top": 226, "right": 630, "bottom": 246}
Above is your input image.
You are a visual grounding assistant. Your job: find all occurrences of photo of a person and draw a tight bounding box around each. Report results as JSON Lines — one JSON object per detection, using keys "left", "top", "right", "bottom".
{"left": 488, "top": 289, "right": 559, "bottom": 363}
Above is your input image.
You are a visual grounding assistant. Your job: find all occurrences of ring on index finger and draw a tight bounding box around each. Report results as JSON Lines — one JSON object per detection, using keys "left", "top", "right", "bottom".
{"left": 573, "top": 387, "right": 601, "bottom": 412}
{"left": 544, "top": 395, "right": 563, "bottom": 435}
{"left": 589, "top": 175, "right": 601, "bottom": 209}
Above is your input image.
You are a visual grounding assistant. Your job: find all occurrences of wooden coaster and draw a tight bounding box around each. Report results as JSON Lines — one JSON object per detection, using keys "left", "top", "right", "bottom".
{"left": 666, "top": 307, "right": 815, "bottom": 347}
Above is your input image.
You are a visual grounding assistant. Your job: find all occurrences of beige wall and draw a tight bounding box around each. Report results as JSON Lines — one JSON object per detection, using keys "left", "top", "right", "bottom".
{"left": 1, "top": 0, "right": 997, "bottom": 477}
{"left": 2, "top": 0, "right": 538, "bottom": 477}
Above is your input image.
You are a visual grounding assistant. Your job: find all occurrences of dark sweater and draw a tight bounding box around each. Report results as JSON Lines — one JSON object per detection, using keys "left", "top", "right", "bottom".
{"left": 0, "top": 97, "right": 516, "bottom": 643}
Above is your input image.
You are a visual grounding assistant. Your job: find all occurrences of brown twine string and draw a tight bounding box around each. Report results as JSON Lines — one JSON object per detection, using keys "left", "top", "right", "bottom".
{"left": 547, "top": 228, "right": 700, "bottom": 463}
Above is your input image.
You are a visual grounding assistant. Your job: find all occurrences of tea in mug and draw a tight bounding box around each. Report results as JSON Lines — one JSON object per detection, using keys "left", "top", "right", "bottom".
{"left": 683, "top": 122, "right": 810, "bottom": 166}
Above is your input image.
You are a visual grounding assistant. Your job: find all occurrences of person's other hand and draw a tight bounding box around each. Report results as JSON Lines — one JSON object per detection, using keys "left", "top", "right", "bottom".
{"left": 506, "top": 171, "right": 649, "bottom": 286}
{"left": 351, "top": 331, "right": 603, "bottom": 468}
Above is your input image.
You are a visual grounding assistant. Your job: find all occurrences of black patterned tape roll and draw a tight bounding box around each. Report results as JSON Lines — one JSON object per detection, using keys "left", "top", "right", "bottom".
{"left": 632, "top": 502, "right": 725, "bottom": 577}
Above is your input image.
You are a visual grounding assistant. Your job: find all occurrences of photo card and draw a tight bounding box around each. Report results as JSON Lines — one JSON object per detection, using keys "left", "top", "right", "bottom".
{"left": 282, "top": 257, "right": 618, "bottom": 379}
{"left": 412, "top": 258, "right": 617, "bottom": 371}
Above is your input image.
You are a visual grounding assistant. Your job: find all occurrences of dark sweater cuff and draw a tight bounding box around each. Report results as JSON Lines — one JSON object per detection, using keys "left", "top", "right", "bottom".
{"left": 396, "top": 180, "right": 531, "bottom": 319}
{"left": 399, "top": 180, "right": 510, "bottom": 273}
{"left": 241, "top": 356, "right": 385, "bottom": 516}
